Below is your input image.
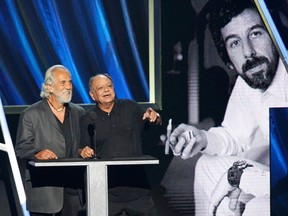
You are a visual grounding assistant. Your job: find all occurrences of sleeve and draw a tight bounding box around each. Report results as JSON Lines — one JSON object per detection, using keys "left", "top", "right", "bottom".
{"left": 126, "top": 100, "right": 145, "bottom": 128}
{"left": 79, "top": 114, "right": 92, "bottom": 149}
{"left": 202, "top": 78, "right": 259, "bottom": 156}
{"left": 134, "top": 101, "right": 146, "bottom": 130}
{"left": 239, "top": 168, "right": 270, "bottom": 197}
{"left": 15, "top": 111, "right": 38, "bottom": 159}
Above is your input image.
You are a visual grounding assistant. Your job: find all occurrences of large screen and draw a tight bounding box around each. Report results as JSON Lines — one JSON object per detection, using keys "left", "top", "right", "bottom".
{"left": 0, "top": 0, "right": 161, "bottom": 114}
{"left": 270, "top": 107, "right": 288, "bottom": 215}
{"left": 254, "top": 1, "right": 288, "bottom": 215}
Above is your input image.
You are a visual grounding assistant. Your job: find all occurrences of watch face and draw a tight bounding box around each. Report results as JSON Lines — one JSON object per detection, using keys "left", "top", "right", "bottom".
{"left": 228, "top": 166, "right": 241, "bottom": 187}
{"left": 227, "top": 161, "right": 252, "bottom": 187}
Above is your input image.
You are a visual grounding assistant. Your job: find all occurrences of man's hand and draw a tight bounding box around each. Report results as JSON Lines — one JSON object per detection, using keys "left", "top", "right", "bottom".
{"left": 208, "top": 171, "right": 243, "bottom": 216}
{"left": 142, "top": 107, "right": 162, "bottom": 124}
{"left": 79, "top": 146, "right": 94, "bottom": 158}
{"left": 169, "top": 123, "right": 207, "bottom": 159}
{"left": 34, "top": 149, "right": 58, "bottom": 160}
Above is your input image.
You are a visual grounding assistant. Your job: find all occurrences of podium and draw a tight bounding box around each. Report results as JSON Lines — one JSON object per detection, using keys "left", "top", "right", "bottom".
{"left": 29, "top": 156, "right": 159, "bottom": 216}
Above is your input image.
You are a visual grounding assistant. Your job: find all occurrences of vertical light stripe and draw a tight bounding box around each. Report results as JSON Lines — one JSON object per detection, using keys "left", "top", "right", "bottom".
{"left": 34, "top": 0, "right": 90, "bottom": 102}
{"left": 91, "top": 0, "right": 133, "bottom": 99}
{"left": 120, "top": 0, "right": 149, "bottom": 99}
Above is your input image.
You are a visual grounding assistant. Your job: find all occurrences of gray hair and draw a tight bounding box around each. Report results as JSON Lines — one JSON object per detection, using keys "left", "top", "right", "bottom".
{"left": 88, "top": 73, "right": 113, "bottom": 93}
{"left": 40, "top": 65, "right": 70, "bottom": 98}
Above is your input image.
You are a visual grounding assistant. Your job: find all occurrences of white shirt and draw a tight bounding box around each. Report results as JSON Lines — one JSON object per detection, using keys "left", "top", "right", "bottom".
{"left": 203, "top": 59, "right": 288, "bottom": 157}
{"left": 240, "top": 167, "right": 270, "bottom": 197}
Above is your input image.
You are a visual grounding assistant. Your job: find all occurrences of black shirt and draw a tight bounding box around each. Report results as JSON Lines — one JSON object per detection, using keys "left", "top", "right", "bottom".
{"left": 54, "top": 104, "right": 73, "bottom": 157}
{"left": 80, "top": 99, "right": 150, "bottom": 189}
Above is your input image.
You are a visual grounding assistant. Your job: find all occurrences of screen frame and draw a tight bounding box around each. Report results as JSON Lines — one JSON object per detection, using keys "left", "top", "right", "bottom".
{"left": 254, "top": 0, "right": 288, "bottom": 71}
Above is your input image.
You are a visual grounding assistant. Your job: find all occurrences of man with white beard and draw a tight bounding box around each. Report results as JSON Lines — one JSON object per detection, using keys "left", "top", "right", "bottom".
{"left": 16, "top": 65, "right": 85, "bottom": 216}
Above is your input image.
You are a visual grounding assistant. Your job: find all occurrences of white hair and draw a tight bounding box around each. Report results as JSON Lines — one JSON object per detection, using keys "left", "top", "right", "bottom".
{"left": 40, "top": 65, "right": 70, "bottom": 98}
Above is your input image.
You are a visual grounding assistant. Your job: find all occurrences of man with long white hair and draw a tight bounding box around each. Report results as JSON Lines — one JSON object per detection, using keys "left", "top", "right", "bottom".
{"left": 16, "top": 65, "right": 85, "bottom": 216}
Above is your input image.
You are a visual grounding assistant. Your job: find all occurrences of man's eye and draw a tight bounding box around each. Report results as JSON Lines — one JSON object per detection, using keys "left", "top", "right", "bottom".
{"left": 228, "top": 40, "right": 240, "bottom": 48}
{"left": 250, "top": 31, "right": 262, "bottom": 38}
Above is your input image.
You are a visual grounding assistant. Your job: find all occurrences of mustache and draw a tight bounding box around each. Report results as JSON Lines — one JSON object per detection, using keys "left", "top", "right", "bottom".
{"left": 242, "top": 56, "right": 268, "bottom": 73}
{"left": 62, "top": 90, "right": 71, "bottom": 94}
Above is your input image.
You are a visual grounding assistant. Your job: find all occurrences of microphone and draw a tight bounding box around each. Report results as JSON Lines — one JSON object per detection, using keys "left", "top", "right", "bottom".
{"left": 89, "top": 111, "right": 98, "bottom": 158}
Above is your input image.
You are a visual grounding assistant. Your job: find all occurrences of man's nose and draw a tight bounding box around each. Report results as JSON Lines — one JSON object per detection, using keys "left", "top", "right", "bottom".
{"left": 243, "top": 39, "right": 256, "bottom": 58}
{"left": 65, "top": 82, "right": 72, "bottom": 89}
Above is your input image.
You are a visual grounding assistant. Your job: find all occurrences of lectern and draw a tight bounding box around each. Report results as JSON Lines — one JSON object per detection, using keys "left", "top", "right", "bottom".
{"left": 29, "top": 156, "right": 159, "bottom": 216}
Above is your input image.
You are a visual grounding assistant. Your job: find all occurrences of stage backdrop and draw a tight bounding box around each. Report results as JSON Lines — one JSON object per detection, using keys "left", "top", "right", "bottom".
{"left": 0, "top": 0, "right": 161, "bottom": 113}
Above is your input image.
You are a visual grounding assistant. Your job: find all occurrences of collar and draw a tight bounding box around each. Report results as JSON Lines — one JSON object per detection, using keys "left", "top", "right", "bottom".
{"left": 262, "top": 59, "right": 288, "bottom": 101}
{"left": 95, "top": 99, "right": 120, "bottom": 116}
{"left": 65, "top": 102, "right": 71, "bottom": 116}
{"left": 45, "top": 99, "right": 70, "bottom": 116}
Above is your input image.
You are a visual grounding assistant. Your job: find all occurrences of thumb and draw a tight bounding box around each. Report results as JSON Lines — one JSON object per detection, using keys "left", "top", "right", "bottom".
{"left": 228, "top": 188, "right": 241, "bottom": 210}
{"left": 160, "top": 134, "right": 167, "bottom": 143}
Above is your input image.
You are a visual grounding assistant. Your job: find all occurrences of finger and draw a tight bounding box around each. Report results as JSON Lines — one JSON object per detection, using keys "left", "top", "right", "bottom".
{"left": 229, "top": 198, "right": 238, "bottom": 211}
{"left": 49, "top": 151, "right": 58, "bottom": 159}
{"left": 228, "top": 188, "right": 241, "bottom": 210}
{"left": 143, "top": 108, "right": 152, "bottom": 120}
{"left": 88, "top": 149, "right": 94, "bottom": 157}
{"left": 50, "top": 155, "right": 58, "bottom": 159}
{"left": 229, "top": 188, "right": 241, "bottom": 199}
{"left": 149, "top": 114, "right": 156, "bottom": 122}
{"left": 48, "top": 150, "right": 58, "bottom": 159}
{"left": 81, "top": 148, "right": 87, "bottom": 158}
{"left": 160, "top": 134, "right": 166, "bottom": 143}
{"left": 82, "top": 153, "right": 91, "bottom": 158}
{"left": 142, "top": 112, "right": 149, "bottom": 120}
{"left": 209, "top": 175, "right": 234, "bottom": 214}
{"left": 173, "top": 136, "right": 186, "bottom": 155}
{"left": 146, "top": 107, "right": 152, "bottom": 113}
{"left": 181, "top": 137, "right": 196, "bottom": 159}
{"left": 82, "top": 148, "right": 94, "bottom": 158}
{"left": 42, "top": 154, "right": 54, "bottom": 160}
{"left": 151, "top": 113, "right": 158, "bottom": 122}
{"left": 45, "top": 154, "right": 57, "bottom": 160}
{"left": 43, "top": 150, "right": 57, "bottom": 160}
{"left": 169, "top": 124, "right": 187, "bottom": 144}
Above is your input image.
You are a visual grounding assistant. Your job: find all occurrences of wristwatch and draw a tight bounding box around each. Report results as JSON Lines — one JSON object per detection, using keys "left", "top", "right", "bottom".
{"left": 227, "top": 160, "right": 253, "bottom": 187}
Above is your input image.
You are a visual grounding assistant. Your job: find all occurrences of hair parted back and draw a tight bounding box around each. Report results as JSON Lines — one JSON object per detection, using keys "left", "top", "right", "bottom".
{"left": 40, "top": 65, "right": 70, "bottom": 98}
{"left": 208, "top": 0, "right": 256, "bottom": 65}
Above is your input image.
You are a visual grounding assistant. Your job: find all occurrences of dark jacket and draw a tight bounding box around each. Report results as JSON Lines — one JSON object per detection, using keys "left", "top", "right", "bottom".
{"left": 15, "top": 99, "right": 84, "bottom": 213}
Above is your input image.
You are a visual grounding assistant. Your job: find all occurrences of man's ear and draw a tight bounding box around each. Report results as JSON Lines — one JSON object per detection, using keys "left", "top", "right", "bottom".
{"left": 227, "top": 63, "right": 235, "bottom": 70}
{"left": 89, "top": 91, "right": 96, "bottom": 101}
{"left": 47, "top": 84, "right": 53, "bottom": 94}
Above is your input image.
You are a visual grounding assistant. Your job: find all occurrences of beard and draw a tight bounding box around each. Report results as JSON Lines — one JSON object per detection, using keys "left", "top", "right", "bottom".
{"left": 53, "top": 89, "right": 72, "bottom": 104}
{"left": 240, "top": 55, "right": 278, "bottom": 90}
